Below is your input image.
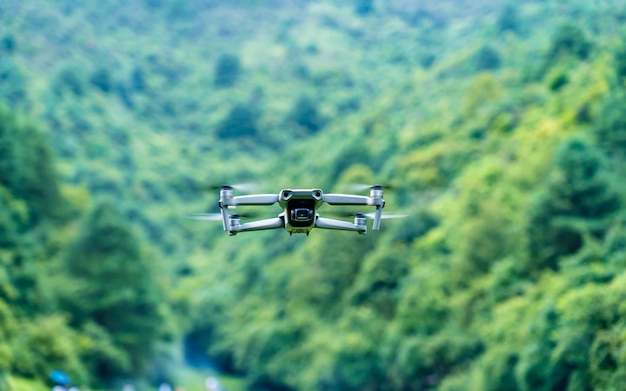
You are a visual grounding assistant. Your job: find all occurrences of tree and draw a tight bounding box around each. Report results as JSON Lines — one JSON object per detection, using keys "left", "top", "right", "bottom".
{"left": 90, "top": 68, "right": 113, "bottom": 93}
{"left": 281, "top": 228, "right": 378, "bottom": 322}
{"left": 11, "top": 315, "right": 88, "bottom": 386}
{"left": 216, "top": 104, "right": 258, "bottom": 139}
{"left": 614, "top": 34, "right": 626, "bottom": 81}
{"left": 53, "top": 66, "right": 86, "bottom": 96}
{"left": 527, "top": 138, "right": 620, "bottom": 271}
{"left": 497, "top": 4, "right": 520, "bottom": 33}
{"left": 547, "top": 23, "right": 592, "bottom": 64}
{"left": 0, "top": 60, "right": 27, "bottom": 107}
{"left": 0, "top": 107, "right": 62, "bottom": 224}
{"left": 287, "top": 94, "right": 324, "bottom": 133}
{"left": 0, "top": 34, "right": 16, "bottom": 54}
{"left": 0, "top": 187, "right": 22, "bottom": 248}
{"left": 348, "top": 248, "right": 409, "bottom": 319}
{"left": 214, "top": 53, "right": 241, "bottom": 88}
{"left": 61, "top": 201, "right": 168, "bottom": 383}
{"left": 455, "top": 203, "right": 512, "bottom": 276}
{"left": 354, "top": 0, "right": 374, "bottom": 15}
{"left": 0, "top": 299, "right": 16, "bottom": 388}
{"left": 546, "top": 69, "right": 569, "bottom": 91}
{"left": 593, "top": 89, "right": 626, "bottom": 162}
{"left": 474, "top": 45, "right": 501, "bottom": 72}
{"left": 130, "top": 67, "right": 146, "bottom": 92}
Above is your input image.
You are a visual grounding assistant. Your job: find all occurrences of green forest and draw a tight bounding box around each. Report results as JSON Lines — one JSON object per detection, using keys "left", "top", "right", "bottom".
{"left": 3, "top": 0, "right": 626, "bottom": 390}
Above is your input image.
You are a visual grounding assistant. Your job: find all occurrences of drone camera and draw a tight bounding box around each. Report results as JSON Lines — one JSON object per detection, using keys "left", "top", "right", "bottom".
{"left": 291, "top": 208, "right": 313, "bottom": 221}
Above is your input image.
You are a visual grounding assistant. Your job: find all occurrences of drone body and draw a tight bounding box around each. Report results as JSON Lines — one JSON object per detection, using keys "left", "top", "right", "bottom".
{"left": 191, "top": 185, "right": 402, "bottom": 236}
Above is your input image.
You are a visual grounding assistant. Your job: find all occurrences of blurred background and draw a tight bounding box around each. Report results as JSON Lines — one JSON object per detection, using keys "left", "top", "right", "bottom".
{"left": 2, "top": 0, "right": 626, "bottom": 390}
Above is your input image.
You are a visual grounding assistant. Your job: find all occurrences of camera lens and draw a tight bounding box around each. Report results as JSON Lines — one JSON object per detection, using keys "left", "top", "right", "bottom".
{"left": 292, "top": 208, "right": 312, "bottom": 221}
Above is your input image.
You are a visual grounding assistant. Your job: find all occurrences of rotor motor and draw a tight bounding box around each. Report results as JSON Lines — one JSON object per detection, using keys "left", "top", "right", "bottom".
{"left": 220, "top": 186, "right": 235, "bottom": 207}
{"left": 354, "top": 213, "right": 367, "bottom": 226}
{"left": 354, "top": 213, "right": 367, "bottom": 235}
{"left": 369, "top": 185, "right": 383, "bottom": 200}
{"left": 228, "top": 214, "right": 241, "bottom": 236}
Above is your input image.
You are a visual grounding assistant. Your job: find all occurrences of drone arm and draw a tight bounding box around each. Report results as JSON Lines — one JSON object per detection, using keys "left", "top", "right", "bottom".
{"left": 231, "top": 217, "right": 284, "bottom": 233}
{"left": 323, "top": 193, "right": 375, "bottom": 206}
{"left": 229, "top": 194, "right": 279, "bottom": 206}
{"left": 315, "top": 217, "right": 367, "bottom": 234}
{"left": 323, "top": 193, "right": 385, "bottom": 230}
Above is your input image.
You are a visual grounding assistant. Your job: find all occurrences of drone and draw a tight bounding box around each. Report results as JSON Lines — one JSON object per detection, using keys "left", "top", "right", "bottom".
{"left": 189, "top": 185, "right": 405, "bottom": 236}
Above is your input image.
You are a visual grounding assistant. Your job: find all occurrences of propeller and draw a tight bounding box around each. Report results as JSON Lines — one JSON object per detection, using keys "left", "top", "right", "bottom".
{"left": 345, "top": 183, "right": 386, "bottom": 192}
{"left": 342, "top": 183, "right": 405, "bottom": 195}
{"left": 365, "top": 212, "right": 407, "bottom": 220}
{"left": 187, "top": 213, "right": 223, "bottom": 221}
{"left": 204, "top": 183, "right": 260, "bottom": 193}
{"left": 188, "top": 209, "right": 269, "bottom": 221}
{"left": 326, "top": 211, "right": 407, "bottom": 220}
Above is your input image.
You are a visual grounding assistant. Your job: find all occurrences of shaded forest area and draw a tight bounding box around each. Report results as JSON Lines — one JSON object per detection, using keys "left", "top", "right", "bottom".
{"left": 3, "top": 0, "right": 626, "bottom": 390}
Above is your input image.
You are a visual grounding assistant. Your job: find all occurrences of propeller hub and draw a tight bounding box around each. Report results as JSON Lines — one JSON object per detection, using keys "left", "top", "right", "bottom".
{"left": 220, "top": 186, "right": 234, "bottom": 205}
{"left": 369, "top": 186, "right": 383, "bottom": 199}
{"left": 229, "top": 214, "right": 241, "bottom": 228}
{"left": 354, "top": 213, "right": 367, "bottom": 226}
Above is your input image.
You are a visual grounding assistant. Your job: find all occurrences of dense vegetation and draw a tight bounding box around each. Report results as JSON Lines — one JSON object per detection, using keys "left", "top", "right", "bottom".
{"left": 3, "top": 0, "right": 626, "bottom": 390}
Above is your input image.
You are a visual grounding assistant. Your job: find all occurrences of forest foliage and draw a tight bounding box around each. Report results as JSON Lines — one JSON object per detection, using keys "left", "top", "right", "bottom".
{"left": 3, "top": 0, "right": 626, "bottom": 390}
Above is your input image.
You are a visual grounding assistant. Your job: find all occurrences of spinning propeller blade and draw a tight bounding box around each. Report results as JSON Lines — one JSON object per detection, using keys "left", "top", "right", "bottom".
{"left": 326, "top": 211, "right": 408, "bottom": 220}
{"left": 365, "top": 212, "right": 408, "bottom": 220}
{"left": 187, "top": 213, "right": 222, "bottom": 221}
{"left": 205, "top": 183, "right": 260, "bottom": 192}
{"left": 344, "top": 183, "right": 396, "bottom": 192}
{"left": 188, "top": 209, "right": 268, "bottom": 221}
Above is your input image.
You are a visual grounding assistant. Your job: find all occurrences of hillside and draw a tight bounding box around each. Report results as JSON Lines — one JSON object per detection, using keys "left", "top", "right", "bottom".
{"left": 2, "top": 0, "right": 626, "bottom": 390}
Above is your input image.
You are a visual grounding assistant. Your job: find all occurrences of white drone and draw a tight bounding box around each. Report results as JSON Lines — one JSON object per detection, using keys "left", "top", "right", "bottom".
{"left": 189, "top": 185, "right": 405, "bottom": 236}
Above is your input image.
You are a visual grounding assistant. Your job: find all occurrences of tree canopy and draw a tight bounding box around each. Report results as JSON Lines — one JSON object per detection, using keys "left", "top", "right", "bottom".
{"left": 2, "top": 0, "right": 626, "bottom": 390}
